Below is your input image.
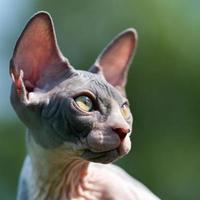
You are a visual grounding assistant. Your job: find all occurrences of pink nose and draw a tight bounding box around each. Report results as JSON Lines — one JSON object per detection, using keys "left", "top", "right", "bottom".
{"left": 112, "top": 128, "right": 130, "bottom": 141}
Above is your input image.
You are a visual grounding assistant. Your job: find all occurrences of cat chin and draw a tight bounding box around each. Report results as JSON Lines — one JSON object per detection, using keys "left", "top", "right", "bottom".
{"left": 81, "top": 149, "right": 120, "bottom": 164}
{"left": 80, "top": 144, "right": 131, "bottom": 164}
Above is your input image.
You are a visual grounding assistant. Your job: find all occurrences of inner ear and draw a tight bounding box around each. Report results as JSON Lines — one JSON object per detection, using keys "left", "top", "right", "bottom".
{"left": 90, "top": 28, "right": 137, "bottom": 89}
{"left": 10, "top": 11, "right": 71, "bottom": 92}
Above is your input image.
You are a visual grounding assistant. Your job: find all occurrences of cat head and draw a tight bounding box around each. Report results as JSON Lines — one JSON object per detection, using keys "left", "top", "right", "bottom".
{"left": 10, "top": 12, "right": 137, "bottom": 163}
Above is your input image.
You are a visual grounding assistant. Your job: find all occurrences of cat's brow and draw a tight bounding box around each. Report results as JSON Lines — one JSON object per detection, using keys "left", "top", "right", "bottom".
{"left": 86, "top": 79, "right": 125, "bottom": 107}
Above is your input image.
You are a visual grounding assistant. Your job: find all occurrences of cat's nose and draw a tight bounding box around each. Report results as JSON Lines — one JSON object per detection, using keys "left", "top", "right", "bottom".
{"left": 112, "top": 127, "right": 130, "bottom": 141}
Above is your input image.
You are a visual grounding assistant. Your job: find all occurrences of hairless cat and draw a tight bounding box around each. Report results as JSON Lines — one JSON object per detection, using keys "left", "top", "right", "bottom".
{"left": 10, "top": 11, "right": 160, "bottom": 200}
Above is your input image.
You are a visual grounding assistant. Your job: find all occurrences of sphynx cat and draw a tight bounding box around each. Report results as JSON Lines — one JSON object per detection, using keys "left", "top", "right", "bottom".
{"left": 10, "top": 11, "right": 160, "bottom": 200}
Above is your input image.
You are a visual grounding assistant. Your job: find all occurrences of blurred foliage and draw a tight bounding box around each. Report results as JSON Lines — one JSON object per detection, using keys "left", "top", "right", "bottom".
{"left": 1, "top": 0, "right": 200, "bottom": 199}
{"left": 0, "top": 121, "right": 24, "bottom": 200}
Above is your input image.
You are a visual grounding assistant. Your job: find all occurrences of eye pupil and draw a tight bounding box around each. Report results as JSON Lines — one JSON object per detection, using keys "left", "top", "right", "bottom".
{"left": 84, "top": 96, "right": 90, "bottom": 105}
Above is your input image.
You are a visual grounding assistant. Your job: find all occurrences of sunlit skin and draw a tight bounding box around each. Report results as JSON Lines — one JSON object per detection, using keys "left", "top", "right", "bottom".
{"left": 10, "top": 12, "right": 160, "bottom": 200}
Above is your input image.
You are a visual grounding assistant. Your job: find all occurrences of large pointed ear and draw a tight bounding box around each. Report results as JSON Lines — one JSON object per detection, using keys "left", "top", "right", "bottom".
{"left": 10, "top": 11, "right": 71, "bottom": 92}
{"left": 90, "top": 28, "right": 137, "bottom": 91}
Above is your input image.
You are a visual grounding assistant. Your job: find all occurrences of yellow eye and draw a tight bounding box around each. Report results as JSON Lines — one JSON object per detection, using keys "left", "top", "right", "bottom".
{"left": 121, "top": 103, "right": 130, "bottom": 119}
{"left": 75, "top": 96, "right": 93, "bottom": 112}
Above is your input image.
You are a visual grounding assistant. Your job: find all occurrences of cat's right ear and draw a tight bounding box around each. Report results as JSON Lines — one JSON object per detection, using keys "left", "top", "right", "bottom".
{"left": 90, "top": 29, "right": 137, "bottom": 92}
{"left": 10, "top": 11, "right": 72, "bottom": 94}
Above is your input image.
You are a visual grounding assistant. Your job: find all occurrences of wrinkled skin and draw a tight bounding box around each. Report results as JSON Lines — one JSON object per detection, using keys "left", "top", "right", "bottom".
{"left": 10, "top": 12, "right": 160, "bottom": 200}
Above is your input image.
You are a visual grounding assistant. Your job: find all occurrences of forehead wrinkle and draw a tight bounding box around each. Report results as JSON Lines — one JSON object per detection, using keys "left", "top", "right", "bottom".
{"left": 89, "top": 79, "right": 112, "bottom": 98}
{"left": 110, "top": 88, "right": 126, "bottom": 105}
{"left": 75, "top": 70, "right": 114, "bottom": 97}
{"left": 83, "top": 75, "right": 125, "bottom": 105}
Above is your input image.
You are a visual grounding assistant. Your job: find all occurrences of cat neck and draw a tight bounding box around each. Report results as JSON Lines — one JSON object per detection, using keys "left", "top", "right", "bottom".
{"left": 26, "top": 130, "right": 89, "bottom": 200}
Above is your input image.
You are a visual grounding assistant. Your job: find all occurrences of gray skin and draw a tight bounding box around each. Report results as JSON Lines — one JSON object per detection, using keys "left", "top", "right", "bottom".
{"left": 10, "top": 12, "right": 160, "bottom": 200}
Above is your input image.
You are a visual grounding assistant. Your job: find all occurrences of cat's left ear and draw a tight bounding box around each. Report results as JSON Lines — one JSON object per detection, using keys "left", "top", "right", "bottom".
{"left": 90, "top": 28, "right": 137, "bottom": 92}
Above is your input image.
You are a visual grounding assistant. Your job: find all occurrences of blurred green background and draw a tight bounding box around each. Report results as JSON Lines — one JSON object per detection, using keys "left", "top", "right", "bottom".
{"left": 1, "top": 0, "right": 200, "bottom": 199}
